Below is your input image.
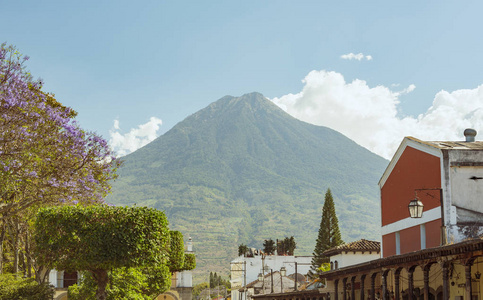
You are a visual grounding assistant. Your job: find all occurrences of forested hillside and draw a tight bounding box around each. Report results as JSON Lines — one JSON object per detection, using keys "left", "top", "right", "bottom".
{"left": 108, "top": 92, "right": 388, "bottom": 281}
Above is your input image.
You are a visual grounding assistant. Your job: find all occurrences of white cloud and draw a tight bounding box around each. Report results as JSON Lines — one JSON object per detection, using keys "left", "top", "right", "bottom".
{"left": 395, "top": 84, "right": 416, "bottom": 96}
{"left": 109, "top": 117, "right": 163, "bottom": 157}
{"left": 271, "top": 70, "right": 483, "bottom": 159}
{"left": 340, "top": 53, "right": 373, "bottom": 61}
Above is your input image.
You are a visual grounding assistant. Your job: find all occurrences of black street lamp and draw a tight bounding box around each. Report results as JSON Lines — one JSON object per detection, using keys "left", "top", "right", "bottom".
{"left": 408, "top": 197, "right": 424, "bottom": 218}
{"left": 408, "top": 188, "right": 446, "bottom": 245}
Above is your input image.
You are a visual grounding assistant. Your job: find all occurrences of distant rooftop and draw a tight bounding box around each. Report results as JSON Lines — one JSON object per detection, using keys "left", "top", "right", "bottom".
{"left": 323, "top": 239, "right": 380, "bottom": 257}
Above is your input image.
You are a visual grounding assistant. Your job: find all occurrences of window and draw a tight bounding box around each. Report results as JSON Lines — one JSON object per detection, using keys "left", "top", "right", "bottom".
{"left": 420, "top": 224, "right": 426, "bottom": 249}
{"left": 334, "top": 261, "right": 338, "bottom": 270}
{"left": 395, "top": 232, "right": 401, "bottom": 255}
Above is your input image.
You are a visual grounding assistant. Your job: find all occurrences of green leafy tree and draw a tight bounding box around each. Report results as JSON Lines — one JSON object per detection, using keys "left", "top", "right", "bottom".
{"left": 263, "top": 239, "right": 276, "bottom": 255}
{"left": 285, "top": 236, "right": 296, "bottom": 256}
{"left": 68, "top": 266, "right": 171, "bottom": 300}
{"left": 238, "top": 244, "right": 248, "bottom": 256}
{"left": 0, "top": 43, "right": 120, "bottom": 278}
{"left": 192, "top": 282, "right": 209, "bottom": 299}
{"left": 276, "top": 237, "right": 296, "bottom": 255}
{"left": 183, "top": 253, "right": 196, "bottom": 270}
{"left": 0, "top": 44, "right": 119, "bottom": 219}
{"left": 33, "top": 205, "right": 171, "bottom": 300}
{"left": 0, "top": 273, "right": 53, "bottom": 300}
{"left": 310, "top": 189, "right": 343, "bottom": 276}
{"left": 168, "top": 231, "right": 185, "bottom": 273}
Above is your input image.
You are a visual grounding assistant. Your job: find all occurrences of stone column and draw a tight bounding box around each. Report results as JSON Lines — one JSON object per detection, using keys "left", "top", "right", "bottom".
{"left": 335, "top": 279, "right": 339, "bottom": 300}
{"left": 465, "top": 262, "right": 473, "bottom": 300}
{"left": 442, "top": 263, "right": 449, "bottom": 300}
{"left": 370, "top": 273, "right": 377, "bottom": 300}
{"left": 360, "top": 275, "right": 366, "bottom": 300}
{"left": 351, "top": 276, "right": 356, "bottom": 300}
{"left": 423, "top": 264, "right": 432, "bottom": 300}
{"left": 381, "top": 271, "right": 389, "bottom": 300}
{"left": 343, "top": 278, "right": 347, "bottom": 300}
{"left": 407, "top": 267, "right": 415, "bottom": 300}
{"left": 394, "top": 269, "right": 401, "bottom": 300}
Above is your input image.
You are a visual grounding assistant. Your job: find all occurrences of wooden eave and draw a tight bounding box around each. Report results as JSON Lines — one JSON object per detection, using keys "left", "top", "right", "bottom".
{"left": 320, "top": 238, "right": 483, "bottom": 280}
{"left": 251, "top": 288, "right": 324, "bottom": 299}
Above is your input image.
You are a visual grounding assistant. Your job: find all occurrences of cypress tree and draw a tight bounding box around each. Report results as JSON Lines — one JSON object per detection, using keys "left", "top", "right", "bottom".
{"left": 310, "top": 189, "right": 343, "bottom": 276}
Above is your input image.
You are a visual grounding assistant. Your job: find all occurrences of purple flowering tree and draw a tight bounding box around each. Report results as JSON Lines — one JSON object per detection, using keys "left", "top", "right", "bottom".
{"left": 0, "top": 43, "right": 121, "bottom": 278}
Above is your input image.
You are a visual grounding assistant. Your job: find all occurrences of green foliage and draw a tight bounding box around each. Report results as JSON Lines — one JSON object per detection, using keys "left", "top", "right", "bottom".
{"left": 209, "top": 272, "right": 214, "bottom": 288}
{"left": 183, "top": 253, "right": 196, "bottom": 271}
{"left": 169, "top": 231, "right": 185, "bottom": 273}
{"left": 0, "top": 43, "right": 120, "bottom": 280}
{"left": 34, "top": 205, "right": 169, "bottom": 271}
{"left": 310, "top": 189, "right": 344, "bottom": 276}
{"left": 108, "top": 92, "right": 388, "bottom": 279}
{"left": 238, "top": 244, "right": 248, "bottom": 256}
{"left": 209, "top": 272, "right": 230, "bottom": 289}
{"left": 263, "top": 239, "right": 276, "bottom": 255}
{"left": 34, "top": 205, "right": 170, "bottom": 300}
{"left": 68, "top": 272, "right": 97, "bottom": 300}
{"left": 0, "top": 273, "right": 53, "bottom": 300}
{"left": 0, "top": 44, "right": 120, "bottom": 219}
{"left": 192, "top": 282, "right": 209, "bottom": 299}
{"left": 318, "top": 262, "right": 331, "bottom": 272}
{"left": 68, "top": 266, "right": 171, "bottom": 300}
{"left": 276, "top": 236, "right": 296, "bottom": 255}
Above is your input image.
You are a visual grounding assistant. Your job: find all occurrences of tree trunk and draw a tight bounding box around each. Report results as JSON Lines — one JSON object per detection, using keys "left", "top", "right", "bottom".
{"left": 92, "top": 269, "right": 109, "bottom": 300}
{"left": 0, "top": 220, "right": 5, "bottom": 274}
{"left": 35, "top": 266, "right": 51, "bottom": 284}
{"left": 24, "top": 229, "right": 32, "bottom": 277}
{"left": 20, "top": 250, "right": 26, "bottom": 277}
{"left": 8, "top": 219, "right": 20, "bottom": 274}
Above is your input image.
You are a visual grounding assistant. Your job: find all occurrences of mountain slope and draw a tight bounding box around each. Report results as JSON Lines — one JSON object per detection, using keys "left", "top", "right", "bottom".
{"left": 108, "top": 92, "right": 388, "bottom": 280}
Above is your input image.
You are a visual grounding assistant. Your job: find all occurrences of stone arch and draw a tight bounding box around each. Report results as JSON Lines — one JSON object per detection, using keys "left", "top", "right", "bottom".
{"left": 369, "top": 272, "right": 378, "bottom": 300}
{"left": 53, "top": 291, "right": 68, "bottom": 300}
{"left": 156, "top": 290, "right": 180, "bottom": 300}
{"left": 427, "top": 287, "right": 437, "bottom": 300}
{"left": 380, "top": 270, "right": 391, "bottom": 300}
{"left": 406, "top": 265, "right": 419, "bottom": 300}
{"left": 434, "top": 286, "right": 442, "bottom": 300}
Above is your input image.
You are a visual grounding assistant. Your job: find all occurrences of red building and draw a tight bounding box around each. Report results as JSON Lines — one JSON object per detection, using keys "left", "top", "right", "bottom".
{"left": 252, "top": 130, "right": 483, "bottom": 300}
{"left": 379, "top": 129, "right": 483, "bottom": 257}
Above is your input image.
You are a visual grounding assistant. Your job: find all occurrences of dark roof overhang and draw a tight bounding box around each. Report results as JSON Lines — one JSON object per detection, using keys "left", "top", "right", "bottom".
{"left": 320, "top": 238, "right": 483, "bottom": 280}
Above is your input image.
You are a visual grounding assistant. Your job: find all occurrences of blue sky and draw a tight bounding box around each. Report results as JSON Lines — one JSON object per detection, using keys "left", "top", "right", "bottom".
{"left": 3, "top": 1, "right": 483, "bottom": 158}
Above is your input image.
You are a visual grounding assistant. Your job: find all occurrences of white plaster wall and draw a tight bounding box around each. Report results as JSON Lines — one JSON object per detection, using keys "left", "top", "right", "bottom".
{"left": 230, "top": 255, "right": 312, "bottom": 290}
{"left": 450, "top": 166, "right": 483, "bottom": 213}
{"left": 447, "top": 150, "right": 483, "bottom": 243}
{"left": 176, "top": 270, "right": 192, "bottom": 288}
{"left": 329, "top": 252, "right": 380, "bottom": 269}
{"left": 48, "top": 269, "right": 58, "bottom": 288}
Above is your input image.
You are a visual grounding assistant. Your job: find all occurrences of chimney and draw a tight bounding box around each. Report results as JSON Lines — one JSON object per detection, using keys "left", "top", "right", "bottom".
{"left": 464, "top": 128, "right": 477, "bottom": 142}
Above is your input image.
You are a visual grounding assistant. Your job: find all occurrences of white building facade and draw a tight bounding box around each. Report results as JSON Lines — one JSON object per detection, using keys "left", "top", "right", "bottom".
{"left": 231, "top": 255, "right": 312, "bottom": 300}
